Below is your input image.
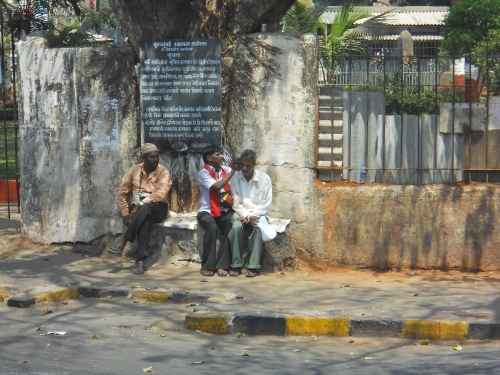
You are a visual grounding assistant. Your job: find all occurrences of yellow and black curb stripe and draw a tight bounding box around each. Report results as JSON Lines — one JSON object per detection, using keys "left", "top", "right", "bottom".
{"left": 184, "top": 313, "right": 500, "bottom": 340}
{"left": 33, "top": 288, "right": 79, "bottom": 303}
{"left": 0, "top": 288, "right": 12, "bottom": 303}
{"left": 132, "top": 290, "right": 169, "bottom": 303}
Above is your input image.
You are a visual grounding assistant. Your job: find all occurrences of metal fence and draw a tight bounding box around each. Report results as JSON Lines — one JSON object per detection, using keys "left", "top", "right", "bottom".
{"left": 316, "top": 50, "right": 500, "bottom": 185}
{"left": 0, "top": 4, "right": 20, "bottom": 219}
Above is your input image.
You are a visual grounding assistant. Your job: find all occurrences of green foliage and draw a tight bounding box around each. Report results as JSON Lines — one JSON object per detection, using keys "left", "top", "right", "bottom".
{"left": 282, "top": 0, "right": 332, "bottom": 33}
{"left": 79, "top": 6, "right": 122, "bottom": 34}
{"left": 57, "top": 24, "right": 94, "bottom": 46}
{"left": 351, "top": 70, "right": 465, "bottom": 115}
{"left": 441, "top": 0, "right": 500, "bottom": 56}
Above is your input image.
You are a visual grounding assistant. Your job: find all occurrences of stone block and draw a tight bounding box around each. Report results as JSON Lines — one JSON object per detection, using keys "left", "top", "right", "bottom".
{"left": 7, "top": 294, "right": 35, "bottom": 308}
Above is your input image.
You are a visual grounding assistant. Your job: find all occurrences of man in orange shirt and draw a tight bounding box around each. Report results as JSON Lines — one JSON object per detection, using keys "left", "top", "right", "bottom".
{"left": 108, "top": 143, "right": 172, "bottom": 275}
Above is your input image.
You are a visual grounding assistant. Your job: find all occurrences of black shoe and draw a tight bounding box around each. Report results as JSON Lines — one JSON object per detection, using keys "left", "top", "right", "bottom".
{"left": 107, "top": 246, "right": 122, "bottom": 257}
{"left": 133, "top": 261, "right": 145, "bottom": 275}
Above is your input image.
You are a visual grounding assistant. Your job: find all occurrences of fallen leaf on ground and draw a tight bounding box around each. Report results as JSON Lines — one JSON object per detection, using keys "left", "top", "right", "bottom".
{"left": 236, "top": 296, "right": 244, "bottom": 299}
{"left": 294, "top": 349, "right": 302, "bottom": 352}
{"left": 303, "top": 273, "right": 310, "bottom": 277}
{"left": 53, "top": 358, "right": 60, "bottom": 361}
{"left": 127, "top": 294, "right": 133, "bottom": 299}
{"left": 453, "top": 343, "right": 463, "bottom": 351}
{"left": 143, "top": 366, "right": 153, "bottom": 372}
{"left": 42, "top": 309, "right": 53, "bottom": 316}
{"left": 35, "top": 327, "right": 41, "bottom": 331}
{"left": 349, "top": 352, "right": 357, "bottom": 355}
{"left": 240, "top": 349, "right": 249, "bottom": 356}
{"left": 348, "top": 340, "right": 355, "bottom": 343}
{"left": 194, "top": 361, "right": 205, "bottom": 364}
{"left": 364, "top": 357, "right": 374, "bottom": 360}
{"left": 376, "top": 280, "right": 381, "bottom": 282}
{"left": 211, "top": 347, "right": 220, "bottom": 350}
{"left": 91, "top": 335, "right": 98, "bottom": 339}
{"left": 236, "top": 333, "right": 245, "bottom": 338}
{"left": 200, "top": 280, "right": 207, "bottom": 283}
{"left": 279, "top": 272, "right": 285, "bottom": 275}
{"left": 160, "top": 334, "right": 166, "bottom": 337}
{"left": 421, "top": 339, "right": 430, "bottom": 346}
{"left": 186, "top": 303, "right": 196, "bottom": 307}
{"left": 412, "top": 294, "right": 419, "bottom": 297}
{"left": 61, "top": 302, "right": 68, "bottom": 305}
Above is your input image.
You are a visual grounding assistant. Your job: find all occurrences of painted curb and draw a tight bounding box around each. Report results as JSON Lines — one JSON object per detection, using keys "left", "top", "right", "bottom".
{"left": 186, "top": 312, "right": 230, "bottom": 334}
{"left": 133, "top": 291, "right": 169, "bottom": 303}
{"left": 0, "top": 288, "right": 12, "bottom": 303}
{"left": 34, "top": 288, "right": 79, "bottom": 303}
{"left": 403, "top": 320, "right": 468, "bottom": 341}
{"left": 286, "top": 316, "right": 350, "bottom": 336}
{"left": 350, "top": 319, "right": 403, "bottom": 337}
{"left": 468, "top": 323, "right": 500, "bottom": 340}
{"left": 232, "top": 313, "right": 287, "bottom": 335}
{"left": 77, "top": 285, "right": 131, "bottom": 298}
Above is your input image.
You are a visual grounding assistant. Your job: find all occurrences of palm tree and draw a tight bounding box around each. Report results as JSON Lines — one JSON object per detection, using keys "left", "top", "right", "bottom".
{"left": 282, "top": 0, "right": 331, "bottom": 33}
{"left": 283, "top": 1, "right": 392, "bottom": 83}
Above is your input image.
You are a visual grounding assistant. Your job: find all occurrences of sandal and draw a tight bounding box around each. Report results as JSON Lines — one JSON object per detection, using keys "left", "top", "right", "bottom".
{"left": 200, "top": 269, "right": 215, "bottom": 277}
{"left": 107, "top": 246, "right": 122, "bottom": 257}
{"left": 246, "top": 269, "right": 260, "bottom": 278}
{"left": 133, "top": 261, "right": 145, "bottom": 275}
{"left": 229, "top": 268, "right": 241, "bottom": 277}
{"left": 217, "top": 269, "right": 228, "bottom": 277}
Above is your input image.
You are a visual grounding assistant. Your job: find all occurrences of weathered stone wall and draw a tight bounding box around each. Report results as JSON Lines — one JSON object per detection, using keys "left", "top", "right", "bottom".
{"left": 228, "top": 33, "right": 317, "bottom": 258}
{"left": 314, "top": 183, "right": 500, "bottom": 271}
{"left": 18, "top": 32, "right": 138, "bottom": 243}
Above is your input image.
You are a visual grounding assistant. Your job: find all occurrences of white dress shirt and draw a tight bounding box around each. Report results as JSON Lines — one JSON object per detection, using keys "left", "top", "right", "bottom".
{"left": 230, "top": 169, "right": 272, "bottom": 218}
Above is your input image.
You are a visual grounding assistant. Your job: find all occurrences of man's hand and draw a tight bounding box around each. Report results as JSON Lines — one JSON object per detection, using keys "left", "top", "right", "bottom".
{"left": 124, "top": 205, "right": 140, "bottom": 226}
{"left": 122, "top": 214, "right": 130, "bottom": 227}
{"left": 237, "top": 216, "right": 248, "bottom": 224}
{"left": 248, "top": 215, "right": 259, "bottom": 227}
{"left": 230, "top": 158, "right": 241, "bottom": 171}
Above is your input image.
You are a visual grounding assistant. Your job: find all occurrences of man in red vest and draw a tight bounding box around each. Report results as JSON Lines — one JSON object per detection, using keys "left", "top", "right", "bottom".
{"left": 197, "top": 144, "right": 239, "bottom": 276}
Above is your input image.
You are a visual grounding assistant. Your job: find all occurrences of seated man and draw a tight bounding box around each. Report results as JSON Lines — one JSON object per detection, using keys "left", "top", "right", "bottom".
{"left": 108, "top": 143, "right": 172, "bottom": 275}
{"left": 197, "top": 144, "right": 239, "bottom": 277}
{"left": 228, "top": 149, "right": 272, "bottom": 277}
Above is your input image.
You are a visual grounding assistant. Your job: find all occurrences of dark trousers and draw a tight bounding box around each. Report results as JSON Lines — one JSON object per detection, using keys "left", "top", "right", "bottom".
{"left": 124, "top": 203, "right": 168, "bottom": 260}
{"left": 197, "top": 211, "right": 232, "bottom": 271}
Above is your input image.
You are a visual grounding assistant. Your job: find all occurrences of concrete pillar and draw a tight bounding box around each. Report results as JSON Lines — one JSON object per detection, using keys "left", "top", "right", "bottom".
{"left": 400, "top": 30, "right": 413, "bottom": 57}
{"left": 18, "top": 32, "right": 138, "bottom": 243}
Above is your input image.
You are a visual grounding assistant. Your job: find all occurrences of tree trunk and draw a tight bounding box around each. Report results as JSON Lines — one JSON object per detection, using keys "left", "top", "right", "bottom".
{"left": 108, "top": 0, "right": 295, "bottom": 56}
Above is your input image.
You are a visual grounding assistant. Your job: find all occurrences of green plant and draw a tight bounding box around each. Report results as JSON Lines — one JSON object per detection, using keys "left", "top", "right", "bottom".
{"left": 348, "top": 70, "right": 465, "bottom": 115}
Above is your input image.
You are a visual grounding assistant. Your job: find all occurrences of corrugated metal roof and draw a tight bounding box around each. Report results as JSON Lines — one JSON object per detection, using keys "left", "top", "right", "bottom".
{"left": 364, "top": 34, "right": 444, "bottom": 41}
{"left": 322, "top": 6, "right": 448, "bottom": 26}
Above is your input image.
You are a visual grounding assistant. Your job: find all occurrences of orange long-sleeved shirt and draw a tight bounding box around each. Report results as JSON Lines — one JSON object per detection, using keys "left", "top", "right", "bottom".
{"left": 117, "top": 163, "right": 172, "bottom": 216}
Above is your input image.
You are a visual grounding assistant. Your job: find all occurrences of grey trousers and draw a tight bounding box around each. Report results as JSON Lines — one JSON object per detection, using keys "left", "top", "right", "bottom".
{"left": 229, "top": 213, "right": 263, "bottom": 270}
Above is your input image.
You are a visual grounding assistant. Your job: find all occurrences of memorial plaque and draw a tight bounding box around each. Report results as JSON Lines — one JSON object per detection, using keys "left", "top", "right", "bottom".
{"left": 140, "top": 39, "right": 221, "bottom": 152}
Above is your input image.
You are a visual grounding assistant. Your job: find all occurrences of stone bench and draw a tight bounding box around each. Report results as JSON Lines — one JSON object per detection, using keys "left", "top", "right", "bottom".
{"left": 147, "top": 212, "right": 294, "bottom": 272}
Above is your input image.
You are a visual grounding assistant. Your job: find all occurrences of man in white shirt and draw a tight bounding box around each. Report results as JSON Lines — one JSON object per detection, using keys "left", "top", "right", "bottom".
{"left": 197, "top": 145, "right": 239, "bottom": 277}
{"left": 228, "top": 149, "right": 272, "bottom": 277}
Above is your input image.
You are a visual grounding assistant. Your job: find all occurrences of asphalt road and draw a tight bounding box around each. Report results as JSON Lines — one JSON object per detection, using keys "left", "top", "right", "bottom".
{"left": 1, "top": 298, "right": 499, "bottom": 375}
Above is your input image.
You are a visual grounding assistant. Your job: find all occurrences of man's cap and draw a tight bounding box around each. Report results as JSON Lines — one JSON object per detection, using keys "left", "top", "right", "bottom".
{"left": 141, "top": 143, "right": 159, "bottom": 155}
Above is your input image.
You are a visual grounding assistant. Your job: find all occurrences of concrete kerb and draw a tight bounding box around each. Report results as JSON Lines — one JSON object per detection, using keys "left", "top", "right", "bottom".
{"left": 2, "top": 285, "right": 235, "bottom": 307}
{"left": 184, "top": 312, "right": 500, "bottom": 340}
{"left": 4, "top": 285, "right": 500, "bottom": 340}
